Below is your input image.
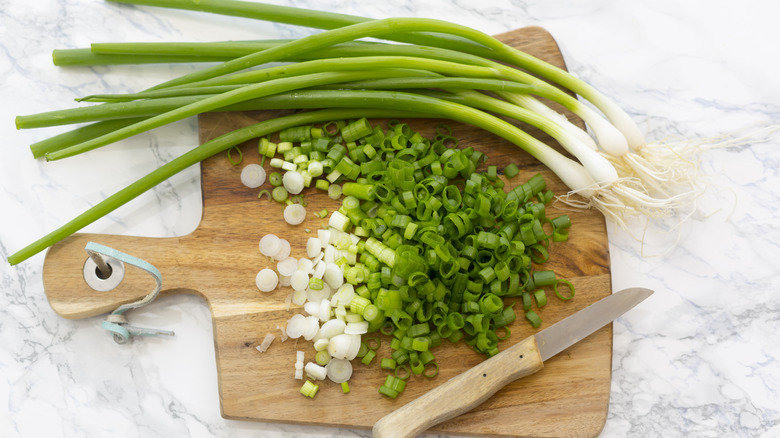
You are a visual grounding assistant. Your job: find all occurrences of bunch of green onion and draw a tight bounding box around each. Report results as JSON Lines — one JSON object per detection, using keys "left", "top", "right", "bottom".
{"left": 251, "top": 117, "right": 573, "bottom": 398}
{"left": 7, "top": 0, "right": 690, "bottom": 265}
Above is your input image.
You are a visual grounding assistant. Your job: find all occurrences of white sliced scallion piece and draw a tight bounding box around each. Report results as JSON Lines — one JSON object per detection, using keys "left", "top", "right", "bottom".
{"left": 255, "top": 268, "right": 279, "bottom": 292}
{"left": 272, "top": 238, "right": 291, "bottom": 260}
{"left": 332, "top": 284, "right": 355, "bottom": 307}
{"left": 344, "top": 321, "right": 369, "bottom": 335}
{"left": 319, "top": 318, "right": 346, "bottom": 339}
{"left": 302, "top": 315, "right": 320, "bottom": 341}
{"left": 285, "top": 314, "right": 307, "bottom": 339}
{"left": 297, "top": 257, "right": 315, "bottom": 274}
{"left": 326, "top": 358, "right": 353, "bottom": 384}
{"left": 282, "top": 170, "right": 305, "bottom": 194}
{"left": 303, "top": 301, "right": 321, "bottom": 318}
{"left": 317, "top": 229, "right": 331, "bottom": 245}
{"left": 291, "top": 289, "right": 307, "bottom": 305}
{"left": 258, "top": 234, "right": 282, "bottom": 257}
{"left": 313, "top": 338, "right": 330, "bottom": 352}
{"left": 323, "top": 245, "right": 336, "bottom": 263}
{"left": 334, "top": 305, "right": 347, "bottom": 321}
{"left": 304, "top": 362, "right": 328, "bottom": 381}
{"left": 280, "top": 275, "right": 292, "bottom": 288}
{"left": 345, "top": 311, "right": 364, "bottom": 323}
{"left": 328, "top": 210, "right": 350, "bottom": 232}
{"left": 323, "top": 263, "right": 344, "bottom": 289}
{"left": 318, "top": 298, "right": 332, "bottom": 322}
{"left": 328, "top": 333, "right": 361, "bottom": 360}
{"left": 277, "top": 325, "right": 288, "bottom": 342}
{"left": 346, "top": 334, "right": 361, "bottom": 360}
{"left": 284, "top": 204, "right": 307, "bottom": 225}
{"left": 312, "top": 260, "right": 327, "bottom": 279}
{"left": 269, "top": 158, "right": 284, "bottom": 168}
{"left": 255, "top": 333, "right": 275, "bottom": 353}
{"left": 290, "top": 270, "right": 310, "bottom": 291}
{"left": 294, "top": 350, "right": 305, "bottom": 380}
{"left": 306, "top": 284, "right": 331, "bottom": 303}
{"left": 307, "top": 160, "right": 324, "bottom": 177}
{"left": 240, "top": 163, "right": 266, "bottom": 188}
{"left": 306, "top": 237, "right": 322, "bottom": 258}
{"left": 277, "top": 257, "right": 299, "bottom": 277}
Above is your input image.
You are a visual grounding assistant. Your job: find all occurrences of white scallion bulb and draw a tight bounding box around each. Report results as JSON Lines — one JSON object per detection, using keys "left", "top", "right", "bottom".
{"left": 284, "top": 204, "right": 307, "bottom": 225}
{"left": 282, "top": 170, "right": 305, "bottom": 194}
{"left": 255, "top": 268, "right": 278, "bottom": 292}
{"left": 259, "top": 234, "right": 282, "bottom": 257}
{"left": 240, "top": 163, "right": 266, "bottom": 188}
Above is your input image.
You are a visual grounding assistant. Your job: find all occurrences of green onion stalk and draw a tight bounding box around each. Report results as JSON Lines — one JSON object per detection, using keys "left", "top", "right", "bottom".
{"left": 6, "top": 108, "right": 430, "bottom": 265}
{"left": 105, "top": 0, "right": 644, "bottom": 150}
{"left": 101, "top": 0, "right": 709, "bottom": 205}
{"left": 56, "top": 36, "right": 624, "bottom": 156}
{"left": 19, "top": 54, "right": 620, "bottom": 167}
{"left": 8, "top": 4, "right": 694, "bottom": 264}
{"left": 9, "top": 87, "right": 652, "bottom": 266}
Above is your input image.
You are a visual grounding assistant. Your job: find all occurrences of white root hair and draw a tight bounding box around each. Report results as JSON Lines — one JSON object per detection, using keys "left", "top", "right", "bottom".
{"left": 558, "top": 124, "right": 780, "bottom": 231}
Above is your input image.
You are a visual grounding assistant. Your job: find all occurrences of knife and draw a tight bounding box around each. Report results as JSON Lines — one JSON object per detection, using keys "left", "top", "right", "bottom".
{"left": 372, "top": 287, "right": 653, "bottom": 438}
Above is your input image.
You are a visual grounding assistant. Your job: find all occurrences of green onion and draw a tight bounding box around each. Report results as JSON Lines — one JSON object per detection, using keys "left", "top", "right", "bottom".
{"left": 300, "top": 380, "right": 319, "bottom": 398}
{"left": 361, "top": 349, "right": 377, "bottom": 366}
{"left": 554, "top": 279, "right": 576, "bottom": 301}
{"left": 525, "top": 310, "right": 542, "bottom": 329}
{"left": 272, "top": 186, "right": 288, "bottom": 202}
{"left": 107, "top": 0, "right": 644, "bottom": 149}
{"left": 7, "top": 109, "right": 431, "bottom": 265}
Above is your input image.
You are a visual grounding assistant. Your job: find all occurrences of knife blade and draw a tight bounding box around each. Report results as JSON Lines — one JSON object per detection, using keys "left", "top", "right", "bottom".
{"left": 372, "top": 287, "right": 653, "bottom": 438}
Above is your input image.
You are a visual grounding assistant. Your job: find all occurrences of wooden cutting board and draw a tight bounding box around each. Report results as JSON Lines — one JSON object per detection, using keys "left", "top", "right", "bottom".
{"left": 41, "top": 26, "right": 611, "bottom": 437}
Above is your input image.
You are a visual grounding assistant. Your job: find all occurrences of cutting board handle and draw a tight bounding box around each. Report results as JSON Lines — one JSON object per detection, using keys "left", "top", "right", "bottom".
{"left": 42, "top": 233, "right": 202, "bottom": 319}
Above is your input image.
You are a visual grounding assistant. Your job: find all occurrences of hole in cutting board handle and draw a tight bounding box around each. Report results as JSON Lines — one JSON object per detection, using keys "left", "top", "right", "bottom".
{"left": 82, "top": 256, "right": 125, "bottom": 292}
{"left": 95, "top": 264, "right": 113, "bottom": 280}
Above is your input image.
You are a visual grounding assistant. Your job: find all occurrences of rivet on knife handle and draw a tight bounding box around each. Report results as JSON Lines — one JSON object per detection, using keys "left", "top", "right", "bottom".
{"left": 372, "top": 336, "right": 544, "bottom": 438}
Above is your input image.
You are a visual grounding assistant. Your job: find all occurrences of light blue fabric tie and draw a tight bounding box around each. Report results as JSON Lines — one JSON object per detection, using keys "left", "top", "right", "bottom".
{"left": 85, "top": 241, "right": 175, "bottom": 344}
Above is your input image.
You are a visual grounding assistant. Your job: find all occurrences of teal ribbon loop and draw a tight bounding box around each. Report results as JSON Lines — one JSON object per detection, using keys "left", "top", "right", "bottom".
{"left": 85, "top": 242, "right": 174, "bottom": 344}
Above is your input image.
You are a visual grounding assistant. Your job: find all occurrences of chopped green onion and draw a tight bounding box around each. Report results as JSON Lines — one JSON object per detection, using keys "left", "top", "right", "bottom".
{"left": 272, "top": 186, "right": 288, "bottom": 202}
{"left": 361, "top": 349, "right": 376, "bottom": 366}
{"left": 328, "top": 183, "right": 343, "bottom": 200}
{"left": 300, "top": 380, "right": 319, "bottom": 398}
{"left": 504, "top": 163, "right": 520, "bottom": 179}
{"left": 423, "top": 362, "right": 440, "bottom": 378}
{"left": 534, "top": 289, "right": 548, "bottom": 307}
{"left": 378, "top": 385, "right": 399, "bottom": 399}
{"left": 532, "top": 270, "right": 557, "bottom": 287}
{"left": 525, "top": 310, "right": 542, "bottom": 328}
{"left": 554, "top": 279, "right": 575, "bottom": 301}
{"left": 227, "top": 146, "right": 243, "bottom": 165}
{"left": 364, "top": 336, "right": 381, "bottom": 350}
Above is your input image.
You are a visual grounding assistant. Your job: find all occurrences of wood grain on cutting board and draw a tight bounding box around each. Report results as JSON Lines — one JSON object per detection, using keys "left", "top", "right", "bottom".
{"left": 42, "top": 26, "right": 611, "bottom": 437}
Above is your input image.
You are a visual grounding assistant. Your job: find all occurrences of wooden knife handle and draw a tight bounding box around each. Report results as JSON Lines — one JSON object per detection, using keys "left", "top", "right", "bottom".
{"left": 372, "top": 335, "right": 544, "bottom": 438}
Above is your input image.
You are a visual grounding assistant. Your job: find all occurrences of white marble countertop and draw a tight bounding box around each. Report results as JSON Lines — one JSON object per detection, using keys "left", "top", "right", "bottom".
{"left": 2, "top": 0, "right": 779, "bottom": 437}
